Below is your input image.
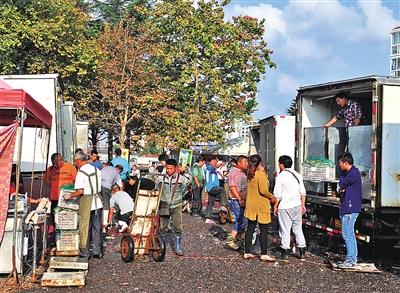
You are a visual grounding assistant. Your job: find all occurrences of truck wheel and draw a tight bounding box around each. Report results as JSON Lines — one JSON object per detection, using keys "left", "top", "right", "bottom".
{"left": 150, "top": 236, "right": 166, "bottom": 262}
{"left": 121, "top": 234, "right": 135, "bottom": 263}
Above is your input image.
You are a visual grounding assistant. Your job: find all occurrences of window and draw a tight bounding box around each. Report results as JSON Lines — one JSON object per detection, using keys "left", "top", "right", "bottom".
{"left": 392, "top": 59, "right": 397, "bottom": 70}
{"left": 393, "top": 32, "right": 400, "bottom": 45}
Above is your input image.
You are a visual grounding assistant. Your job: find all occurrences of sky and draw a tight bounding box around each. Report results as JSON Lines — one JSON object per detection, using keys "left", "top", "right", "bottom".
{"left": 223, "top": 0, "right": 400, "bottom": 119}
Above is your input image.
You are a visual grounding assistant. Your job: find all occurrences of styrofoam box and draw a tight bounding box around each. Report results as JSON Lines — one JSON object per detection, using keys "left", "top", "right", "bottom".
{"left": 55, "top": 210, "right": 78, "bottom": 230}
{"left": 302, "top": 165, "right": 335, "bottom": 181}
{"left": 56, "top": 230, "right": 79, "bottom": 251}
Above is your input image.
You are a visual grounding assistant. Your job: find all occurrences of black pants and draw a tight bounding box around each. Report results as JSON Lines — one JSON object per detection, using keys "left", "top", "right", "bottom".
{"left": 81, "top": 209, "right": 103, "bottom": 257}
{"left": 115, "top": 211, "right": 132, "bottom": 225}
{"left": 245, "top": 219, "right": 269, "bottom": 255}
{"left": 205, "top": 186, "right": 228, "bottom": 219}
{"left": 100, "top": 187, "right": 112, "bottom": 210}
{"left": 193, "top": 185, "right": 203, "bottom": 202}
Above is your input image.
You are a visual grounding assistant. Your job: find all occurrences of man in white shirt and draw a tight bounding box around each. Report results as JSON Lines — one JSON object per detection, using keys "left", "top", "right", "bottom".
{"left": 273, "top": 155, "right": 307, "bottom": 263}
{"left": 69, "top": 151, "right": 103, "bottom": 258}
{"left": 130, "top": 164, "right": 141, "bottom": 179}
{"left": 108, "top": 184, "right": 134, "bottom": 232}
{"left": 100, "top": 161, "right": 123, "bottom": 227}
{"left": 216, "top": 161, "right": 227, "bottom": 187}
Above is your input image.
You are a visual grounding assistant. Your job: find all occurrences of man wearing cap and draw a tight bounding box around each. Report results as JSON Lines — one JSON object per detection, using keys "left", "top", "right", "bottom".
{"left": 158, "top": 159, "right": 187, "bottom": 256}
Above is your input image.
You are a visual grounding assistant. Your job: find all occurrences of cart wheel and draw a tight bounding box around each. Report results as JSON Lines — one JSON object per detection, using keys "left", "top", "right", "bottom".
{"left": 150, "top": 236, "right": 166, "bottom": 262}
{"left": 121, "top": 234, "right": 135, "bottom": 263}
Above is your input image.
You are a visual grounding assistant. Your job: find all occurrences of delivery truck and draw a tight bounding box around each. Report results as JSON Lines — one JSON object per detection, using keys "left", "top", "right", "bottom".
{"left": 0, "top": 74, "right": 88, "bottom": 170}
{"left": 295, "top": 75, "right": 400, "bottom": 246}
{"left": 258, "top": 115, "right": 295, "bottom": 189}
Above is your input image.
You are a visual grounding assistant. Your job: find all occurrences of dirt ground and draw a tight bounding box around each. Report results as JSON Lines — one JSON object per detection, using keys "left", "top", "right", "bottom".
{"left": 2, "top": 212, "right": 400, "bottom": 293}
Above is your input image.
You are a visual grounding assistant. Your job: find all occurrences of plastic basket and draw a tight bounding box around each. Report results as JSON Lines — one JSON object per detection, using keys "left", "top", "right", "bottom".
{"left": 56, "top": 230, "right": 79, "bottom": 251}
{"left": 302, "top": 165, "right": 335, "bottom": 181}
{"left": 55, "top": 210, "right": 79, "bottom": 230}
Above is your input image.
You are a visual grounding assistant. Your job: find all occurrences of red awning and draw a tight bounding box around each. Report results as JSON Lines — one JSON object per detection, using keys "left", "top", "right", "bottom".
{"left": 0, "top": 89, "right": 52, "bottom": 129}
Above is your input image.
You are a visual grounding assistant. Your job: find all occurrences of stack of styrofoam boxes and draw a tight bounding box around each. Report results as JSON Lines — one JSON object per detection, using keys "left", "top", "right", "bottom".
{"left": 55, "top": 189, "right": 79, "bottom": 252}
{"left": 302, "top": 165, "right": 335, "bottom": 182}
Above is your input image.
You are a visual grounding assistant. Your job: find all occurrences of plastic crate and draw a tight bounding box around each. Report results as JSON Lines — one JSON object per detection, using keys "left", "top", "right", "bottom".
{"left": 56, "top": 230, "right": 79, "bottom": 251}
{"left": 302, "top": 165, "right": 335, "bottom": 181}
{"left": 55, "top": 210, "right": 78, "bottom": 230}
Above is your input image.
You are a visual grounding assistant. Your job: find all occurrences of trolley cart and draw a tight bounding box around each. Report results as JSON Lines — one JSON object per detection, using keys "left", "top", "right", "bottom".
{"left": 120, "top": 174, "right": 166, "bottom": 262}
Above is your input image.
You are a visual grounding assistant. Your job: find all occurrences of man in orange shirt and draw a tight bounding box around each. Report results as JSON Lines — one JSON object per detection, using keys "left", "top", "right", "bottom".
{"left": 44, "top": 153, "right": 77, "bottom": 240}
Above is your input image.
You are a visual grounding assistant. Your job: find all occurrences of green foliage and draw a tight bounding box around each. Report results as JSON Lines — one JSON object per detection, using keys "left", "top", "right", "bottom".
{"left": 0, "top": 0, "right": 100, "bottom": 121}
{"left": 149, "top": 0, "right": 275, "bottom": 147}
{"left": 287, "top": 98, "right": 297, "bottom": 116}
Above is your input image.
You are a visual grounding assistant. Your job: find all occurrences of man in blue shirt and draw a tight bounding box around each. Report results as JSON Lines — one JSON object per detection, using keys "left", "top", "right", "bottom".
{"left": 90, "top": 150, "right": 102, "bottom": 170}
{"left": 204, "top": 155, "right": 229, "bottom": 224}
{"left": 111, "top": 148, "right": 131, "bottom": 181}
{"left": 337, "top": 152, "right": 362, "bottom": 269}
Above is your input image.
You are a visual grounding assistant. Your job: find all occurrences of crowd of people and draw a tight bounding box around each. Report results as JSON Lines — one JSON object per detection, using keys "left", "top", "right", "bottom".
{"left": 27, "top": 147, "right": 361, "bottom": 268}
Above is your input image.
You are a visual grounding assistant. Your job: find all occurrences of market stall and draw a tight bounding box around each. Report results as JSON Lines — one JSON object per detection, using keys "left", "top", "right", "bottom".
{"left": 0, "top": 87, "right": 52, "bottom": 285}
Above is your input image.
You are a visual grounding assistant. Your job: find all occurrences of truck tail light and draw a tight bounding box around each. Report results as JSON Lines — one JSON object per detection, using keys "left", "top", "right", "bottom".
{"left": 372, "top": 101, "right": 378, "bottom": 115}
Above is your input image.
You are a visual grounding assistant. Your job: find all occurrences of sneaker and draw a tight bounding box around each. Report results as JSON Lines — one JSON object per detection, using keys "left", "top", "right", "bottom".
{"left": 260, "top": 255, "right": 276, "bottom": 262}
{"left": 338, "top": 261, "right": 357, "bottom": 269}
{"left": 243, "top": 253, "right": 255, "bottom": 260}
{"left": 226, "top": 236, "right": 239, "bottom": 250}
{"left": 205, "top": 218, "right": 216, "bottom": 224}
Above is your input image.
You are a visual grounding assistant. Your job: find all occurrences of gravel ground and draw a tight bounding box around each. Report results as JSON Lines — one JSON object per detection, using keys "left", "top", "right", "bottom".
{"left": 4, "top": 212, "right": 400, "bottom": 293}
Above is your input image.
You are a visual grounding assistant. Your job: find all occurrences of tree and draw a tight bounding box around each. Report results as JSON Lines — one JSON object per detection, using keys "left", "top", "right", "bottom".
{"left": 287, "top": 98, "right": 297, "bottom": 116}
{"left": 97, "top": 20, "right": 169, "bottom": 147}
{"left": 0, "top": 0, "right": 100, "bottom": 121}
{"left": 87, "top": 0, "right": 153, "bottom": 25}
{"left": 149, "top": 0, "right": 275, "bottom": 147}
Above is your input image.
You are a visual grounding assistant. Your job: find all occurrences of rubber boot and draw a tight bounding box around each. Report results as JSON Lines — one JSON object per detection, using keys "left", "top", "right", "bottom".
{"left": 278, "top": 248, "right": 290, "bottom": 263}
{"left": 174, "top": 235, "right": 184, "bottom": 256}
{"left": 299, "top": 247, "right": 306, "bottom": 261}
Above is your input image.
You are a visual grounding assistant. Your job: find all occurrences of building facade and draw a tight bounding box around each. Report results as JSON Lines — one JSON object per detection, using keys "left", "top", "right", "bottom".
{"left": 390, "top": 26, "right": 400, "bottom": 77}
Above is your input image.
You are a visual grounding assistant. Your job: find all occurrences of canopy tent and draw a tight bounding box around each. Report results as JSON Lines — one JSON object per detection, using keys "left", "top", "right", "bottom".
{"left": 0, "top": 87, "right": 53, "bottom": 283}
{"left": 0, "top": 89, "right": 52, "bottom": 128}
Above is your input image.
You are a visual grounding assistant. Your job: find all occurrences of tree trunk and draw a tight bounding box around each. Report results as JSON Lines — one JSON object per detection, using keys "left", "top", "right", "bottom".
{"left": 108, "top": 130, "right": 113, "bottom": 161}
{"left": 89, "top": 125, "right": 99, "bottom": 151}
{"left": 120, "top": 122, "right": 127, "bottom": 149}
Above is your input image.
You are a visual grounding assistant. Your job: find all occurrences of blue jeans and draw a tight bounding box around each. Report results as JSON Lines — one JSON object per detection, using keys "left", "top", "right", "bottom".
{"left": 229, "top": 199, "right": 247, "bottom": 233}
{"left": 341, "top": 213, "right": 359, "bottom": 264}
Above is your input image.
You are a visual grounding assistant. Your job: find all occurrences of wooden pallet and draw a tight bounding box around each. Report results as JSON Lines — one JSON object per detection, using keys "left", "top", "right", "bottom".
{"left": 328, "top": 259, "right": 381, "bottom": 273}
{"left": 48, "top": 256, "right": 88, "bottom": 271}
{"left": 41, "top": 254, "right": 88, "bottom": 287}
{"left": 41, "top": 271, "right": 85, "bottom": 287}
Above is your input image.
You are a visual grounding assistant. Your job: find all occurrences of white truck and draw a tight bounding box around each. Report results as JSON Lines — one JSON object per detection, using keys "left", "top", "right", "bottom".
{"left": 258, "top": 115, "right": 295, "bottom": 189}
{"left": 0, "top": 74, "right": 87, "bottom": 170}
{"left": 295, "top": 75, "right": 400, "bottom": 246}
